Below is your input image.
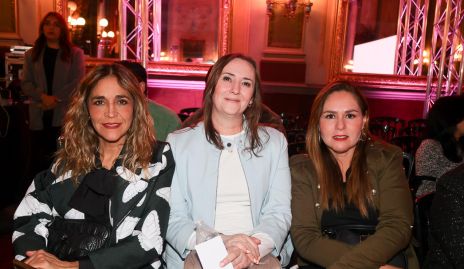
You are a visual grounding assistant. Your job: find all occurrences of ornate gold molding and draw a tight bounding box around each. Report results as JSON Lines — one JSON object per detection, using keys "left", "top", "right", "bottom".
{"left": 220, "top": 0, "right": 232, "bottom": 56}
{"left": 148, "top": 61, "right": 211, "bottom": 77}
{"left": 329, "top": 0, "right": 427, "bottom": 91}
{"left": 0, "top": 0, "right": 20, "bottom": 41}
{"left": 54, "top": 0, "right": 66, "bottom": 16}
{"left": 336, "top": 73, "right": 428, "bottom": 91}
{"left": 149, "top": 0, "right": 232, "bottom": 78}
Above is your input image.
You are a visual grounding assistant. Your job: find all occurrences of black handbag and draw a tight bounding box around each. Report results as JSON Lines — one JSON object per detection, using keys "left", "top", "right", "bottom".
{"left": 45, "top": 142, "right": 167, "bottom": 262}
{"left": 46, "top": 217, "right": 111, "bottom": 261}
{"left": 299, "top": 224, "right": 408, "bottom": 269}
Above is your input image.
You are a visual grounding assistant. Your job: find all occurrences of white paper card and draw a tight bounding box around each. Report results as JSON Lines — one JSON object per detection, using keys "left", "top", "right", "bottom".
{"left": 195, "top": 236, "right": 233, "bottom": 269}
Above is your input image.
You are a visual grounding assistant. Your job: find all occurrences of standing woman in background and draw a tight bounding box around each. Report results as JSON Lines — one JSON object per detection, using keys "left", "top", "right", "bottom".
{"left": 290, "top": 82, "right": 418, "bottom": 269}
{"left": 21, "top": 11, "right": 85, "bottom": 178}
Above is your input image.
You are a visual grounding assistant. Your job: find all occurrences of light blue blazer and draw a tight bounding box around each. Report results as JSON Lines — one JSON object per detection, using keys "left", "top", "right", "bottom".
{"left": 21, "top": 46, "right": 85, "bottom": 130}
{"left": 165, "top": 122, "right": 292, "bottom": 269}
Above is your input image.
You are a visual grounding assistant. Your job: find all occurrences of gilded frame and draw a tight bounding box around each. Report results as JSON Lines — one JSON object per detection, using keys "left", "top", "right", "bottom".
{"left": 264, "top": 3, "right": 306, "bottom": 54}
{"left": 149, "top": 0, "right": 233, "bottom": 76}
{"left": 0, "top": 0, "right": 20, "bottom": 40}
{"left": 329, "top": 0, "right": 428, "bottom": 91}
{"left": 54, "top": 0, "right": 66, "bottom": 15}
{"left": 57, "top": 0, "right": 232, "bottom": 77}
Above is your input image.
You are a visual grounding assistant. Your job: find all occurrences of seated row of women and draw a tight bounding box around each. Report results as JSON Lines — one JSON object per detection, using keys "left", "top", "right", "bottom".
{"left": 12, "top": 53, "right": 421, "bottom": 269}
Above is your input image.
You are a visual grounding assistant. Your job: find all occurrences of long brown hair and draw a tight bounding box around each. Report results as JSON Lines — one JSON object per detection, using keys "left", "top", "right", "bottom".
{"left": 306, "top": 82, "right": 373, "bottom": 216}
{"left": 32, "top": 12, "right": 73, "bottom": 62}
{"left": 185, "top": 53, "right": 264, "bottom": 154}
{"left": 54, "top": 64, "right": 155, "bottom": 182}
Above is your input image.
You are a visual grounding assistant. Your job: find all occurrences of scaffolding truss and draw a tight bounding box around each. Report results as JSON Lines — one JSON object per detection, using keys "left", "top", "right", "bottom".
{"left": 395, "top": 0, "right": 430, "bottom": 76}
{"left": 119, "top": 0, "right": 161, "bottom": 66}
{"left": 424, "top": 0, "right": 464, "bottom": 114}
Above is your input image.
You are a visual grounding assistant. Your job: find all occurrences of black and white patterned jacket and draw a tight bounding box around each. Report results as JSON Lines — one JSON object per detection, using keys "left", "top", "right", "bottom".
{"left": 12, "top": 142, "right": 174, "bottom": 269}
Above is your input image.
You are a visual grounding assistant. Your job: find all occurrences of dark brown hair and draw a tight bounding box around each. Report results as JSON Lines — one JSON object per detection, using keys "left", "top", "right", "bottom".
{"left": 185, "top": 53, "right": 264, "bottom": 154}
{"left": 32, "top": 12, "right": 73, "bottom": 62}
{"left": 426, "top": 95, "right": 464, "bottom": 162}
{"left": 306, "top": 82, "right": 374, "bottom": 216}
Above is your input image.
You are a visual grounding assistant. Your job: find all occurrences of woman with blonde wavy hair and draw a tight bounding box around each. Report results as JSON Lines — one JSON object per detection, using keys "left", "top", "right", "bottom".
{"left": 13, "top": 64, "right": 174, "bottom": 269}
{"left": 290, "top": 82, "right": 418, "bottom": 269}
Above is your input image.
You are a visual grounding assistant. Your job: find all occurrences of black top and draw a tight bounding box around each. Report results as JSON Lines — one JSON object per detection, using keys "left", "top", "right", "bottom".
{"left": 42, "top": 46, "right": 59, "bottom": 127}
{"left": 424, "top": 163, "right": 464, "bottom": 268}
{"left": 321, "top": 182, "right": 378, "bottom": 229}
{"left": 43, "top": 46, "right": 59, "bottom": 95}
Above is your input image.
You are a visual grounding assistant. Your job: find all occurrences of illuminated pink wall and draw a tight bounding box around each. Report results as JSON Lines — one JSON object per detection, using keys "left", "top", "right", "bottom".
{"left": 148, "top": 83, "right": 425, "bottom": 122}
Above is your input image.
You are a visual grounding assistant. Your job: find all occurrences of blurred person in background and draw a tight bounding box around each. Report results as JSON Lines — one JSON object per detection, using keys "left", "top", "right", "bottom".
{"left": 118, "top": 60, "right": 181, "bottom": 141}
{"left": 21, "top": 12, "right": 85, "bottom": 179}
{"left": 415, "top": 95, "right": 464, "bottom": 198}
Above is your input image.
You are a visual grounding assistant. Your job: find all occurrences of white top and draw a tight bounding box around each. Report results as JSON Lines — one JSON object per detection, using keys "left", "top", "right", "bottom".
{"left": 186, "top": 132, "right": 275, "bottom": 258}
{"left": 215, "top": 132, "right": 254, "bottom": 234}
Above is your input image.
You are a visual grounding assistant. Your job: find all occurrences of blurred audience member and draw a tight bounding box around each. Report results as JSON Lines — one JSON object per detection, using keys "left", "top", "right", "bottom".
{"left": 415, "top": 95, "right": 464, "bottom": 197}
{"left": 424, "top": 163, "right": 464, "bottom": 268}
{"left": 118, "top": 60, "right": 181, "bottom": 141}
{"left": 21, "top": 12, "right": 85, "bottom": 177}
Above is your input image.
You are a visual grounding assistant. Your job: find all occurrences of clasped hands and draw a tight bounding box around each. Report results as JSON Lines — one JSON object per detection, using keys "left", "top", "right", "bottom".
{"left": 219, "top": 234, "right": 261, "bottom": 269}
{"left": 39, "top": 94, "right": 59, "bottom": 110}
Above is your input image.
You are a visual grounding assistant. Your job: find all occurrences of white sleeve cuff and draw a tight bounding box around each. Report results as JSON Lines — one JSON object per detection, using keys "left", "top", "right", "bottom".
{"left": 251, "top": 232, "right": 275, "bottom": 258}
{"left": 186, "top": 231, "right": 197, "bottom": 250}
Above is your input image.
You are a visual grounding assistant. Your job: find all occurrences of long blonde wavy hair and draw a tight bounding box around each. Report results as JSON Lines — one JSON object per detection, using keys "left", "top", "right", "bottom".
{"left": 54, "top": 64, "right": 155, "bottom": 182}
{"left": 306, "top": 82, "right": 374, "bottom": 217}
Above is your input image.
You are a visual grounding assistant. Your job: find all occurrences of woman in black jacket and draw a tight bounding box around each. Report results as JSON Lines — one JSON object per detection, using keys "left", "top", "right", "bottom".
{"left": 425, "top": 163, "right": 464, "bottom": 268}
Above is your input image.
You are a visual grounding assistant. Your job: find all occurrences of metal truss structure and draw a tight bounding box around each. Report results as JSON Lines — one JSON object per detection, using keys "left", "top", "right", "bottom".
{"left": 119, "top": 0, "right": 161, "bottom": 67}
{"left": 395, "top": 0, "right": 430, "bottom": 76}
{"left": 424, "top": 0, "right": 464, "bottom": 114}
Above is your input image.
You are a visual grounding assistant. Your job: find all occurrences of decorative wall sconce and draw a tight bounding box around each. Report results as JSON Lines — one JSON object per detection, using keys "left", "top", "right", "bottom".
{"left": 98, "top": 18, "right": 109, "bottom": 36}
{"left": 98, "top": 18, "right": 116, "bottom": 58}
{"left": 266, "top": 0, "right": 313, "bottom": 18}
{"left": 68, "top": 17, "right": 86, "bottom": 41}
{"left": 67, "top": 1, "right": 86, "bottom": 43}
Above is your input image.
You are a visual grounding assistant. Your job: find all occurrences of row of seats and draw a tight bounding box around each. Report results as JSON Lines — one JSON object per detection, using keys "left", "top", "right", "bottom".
{"left": 370, "top": 117, "right": 427, "bottom": 139}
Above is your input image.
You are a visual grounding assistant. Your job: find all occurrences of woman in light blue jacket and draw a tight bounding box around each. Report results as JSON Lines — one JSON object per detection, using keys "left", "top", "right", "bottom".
{"left": 166, "top": 54, "right": 292, "bottom": 269}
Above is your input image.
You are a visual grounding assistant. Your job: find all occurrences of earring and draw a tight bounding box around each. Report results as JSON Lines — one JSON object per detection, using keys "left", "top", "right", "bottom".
{"left": 360, "top": 129, "right": 367, "bottom": 141}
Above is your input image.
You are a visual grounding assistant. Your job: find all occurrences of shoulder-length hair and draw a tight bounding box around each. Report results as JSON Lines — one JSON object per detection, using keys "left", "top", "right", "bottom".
{"left": 306, "top": 82, "right": 374, "bottom": 217}
{"left": 426, "top": 95, "right": 464, "bottom": 162}
{"left": 32, "top": 12, "right": 73, "bottom": 62}
{"left": 54, "top": 64, "right": 155, "bottom": 182}
{"left": 185, "top": 53, "right": 264, "bottom": 154}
